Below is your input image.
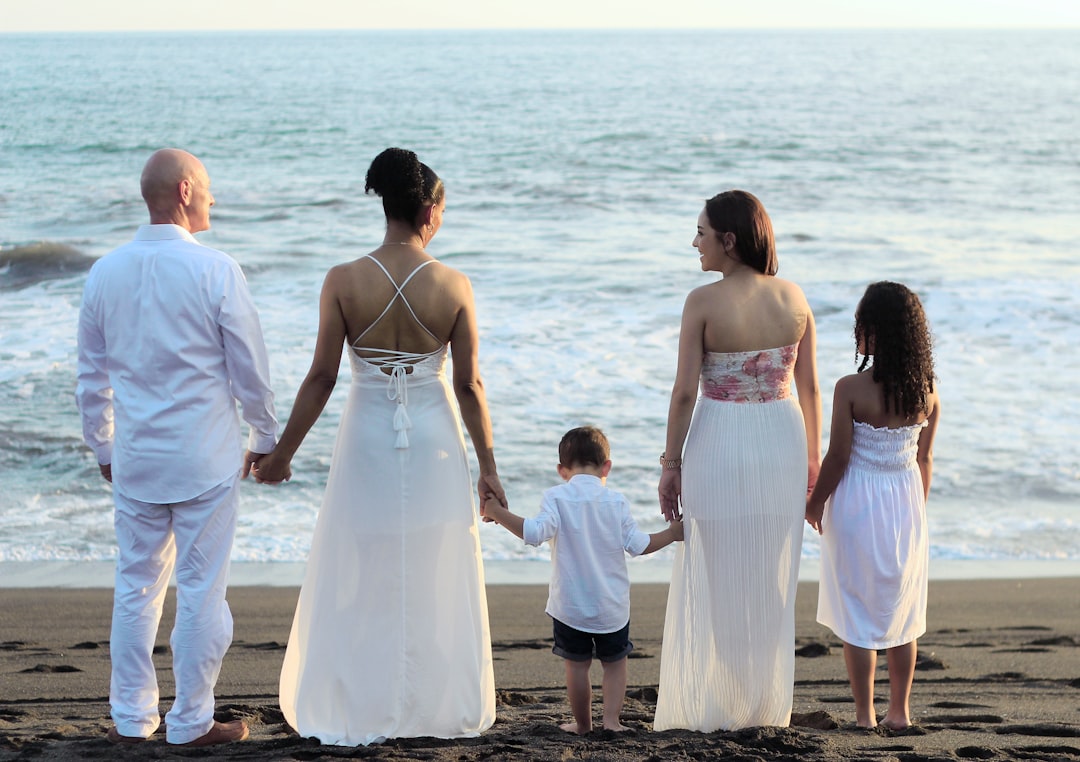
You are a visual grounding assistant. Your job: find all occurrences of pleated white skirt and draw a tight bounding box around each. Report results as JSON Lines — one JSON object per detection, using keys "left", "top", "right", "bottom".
{"left": 655, "top": 396, "right": 806, "bottom": 731}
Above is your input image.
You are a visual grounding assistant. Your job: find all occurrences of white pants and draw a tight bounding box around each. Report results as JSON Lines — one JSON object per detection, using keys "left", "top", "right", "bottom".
{"left": 109, "top": 476, "right": 237, "bottom": 744}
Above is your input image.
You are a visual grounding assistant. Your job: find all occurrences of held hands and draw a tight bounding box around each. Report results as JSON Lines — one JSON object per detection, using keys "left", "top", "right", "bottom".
{"left": 804, "top": 458, "right": 823, "bottom": 533}
{"left": 805, "top": 499, "right": 824, "bottom": 534}
{"left": 478, "top": 472, "right": 506, "bottom": 522}
{"left": 245, "top": 448, "right": 293, "bottom": 485}
{"left": 658, "top": 468, "right": 682, "bottom": 522}
{"left": 480, "top": 493, "right": 505, "bottom": 524}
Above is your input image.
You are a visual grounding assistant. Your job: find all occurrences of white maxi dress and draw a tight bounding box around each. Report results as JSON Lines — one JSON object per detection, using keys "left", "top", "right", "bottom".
{"left": 655, "top": 344, "right": 807, "bottom": 731}
{"left": 279, "top": 258, "right": 495, "bottom": 745}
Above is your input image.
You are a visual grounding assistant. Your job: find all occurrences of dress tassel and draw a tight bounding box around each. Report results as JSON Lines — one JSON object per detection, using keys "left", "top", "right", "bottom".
{"left": 393, "top": 403, "right": 411, "bottom": 449}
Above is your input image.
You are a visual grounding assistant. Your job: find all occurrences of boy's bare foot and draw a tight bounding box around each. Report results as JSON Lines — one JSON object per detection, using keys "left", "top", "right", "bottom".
{"left": 560, "top": 721, "right": 590, "bottom": 735}
{"left": 602, "top": 722, "right": 630, "bottom": 732}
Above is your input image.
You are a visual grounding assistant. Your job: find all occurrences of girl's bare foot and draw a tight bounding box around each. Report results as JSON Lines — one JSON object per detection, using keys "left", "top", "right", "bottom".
{"left": 880, "top": 717, "right": 910, "bottom": 731}
{"left": 602, "top": 722, "right": 630, "bottom": 732}
{"left": 560, "top": 721, "right": 590, "bottom": 735}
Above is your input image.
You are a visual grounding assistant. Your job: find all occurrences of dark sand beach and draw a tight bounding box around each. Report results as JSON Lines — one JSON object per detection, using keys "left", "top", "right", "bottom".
{"left": 1, "top": 579, "right": 1077, "bottom": 760}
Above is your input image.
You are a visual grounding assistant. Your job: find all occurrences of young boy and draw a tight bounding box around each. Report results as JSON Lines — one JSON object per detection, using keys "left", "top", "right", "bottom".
{"left": 482, "top": 426, "right": 683, "bottom": 735}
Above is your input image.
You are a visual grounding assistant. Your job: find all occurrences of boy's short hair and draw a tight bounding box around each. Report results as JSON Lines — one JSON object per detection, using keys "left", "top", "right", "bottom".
{"left": 559, "top": 426, "right": 610, "bottom": 468}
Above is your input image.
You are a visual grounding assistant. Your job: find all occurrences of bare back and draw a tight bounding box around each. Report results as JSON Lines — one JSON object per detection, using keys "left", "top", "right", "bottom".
{"left": 698, "top": 272, "right": 810, "bottom": 353}
{"left": 848, "top": 370, "right": 938, "bottom": 430}
{"left": 330, "top": 249, "right": 468, "bottom": 360}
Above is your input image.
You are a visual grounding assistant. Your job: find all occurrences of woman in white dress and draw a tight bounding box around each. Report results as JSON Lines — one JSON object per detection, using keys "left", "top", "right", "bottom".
{"left": 655, "top": 190, "right": 821, "bottom": 731}
{"left": 253, "top": 148, "right": 503, "bottom": 745}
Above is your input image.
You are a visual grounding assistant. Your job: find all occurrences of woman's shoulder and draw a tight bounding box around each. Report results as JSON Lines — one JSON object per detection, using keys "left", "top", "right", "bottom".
{"left": 425, "top": 259, "right": 473, "bottom": 301}
{"left": 768, "top": 275, "right": 810, "bottom": 304}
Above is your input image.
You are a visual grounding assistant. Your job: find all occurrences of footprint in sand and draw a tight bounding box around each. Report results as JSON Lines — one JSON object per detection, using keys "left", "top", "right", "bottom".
{"left": 491, "top": 640, "right": 552, "bottom": 651}
{"left": 790, "top": 710, "right": 838, "bottom": 729}
{"left": 931, "top": 701, "right": 994, "bottom": 709}
{"left": 19, "top": 664, "right": 82, "bottom": 674}
{"left": 922, "top": 713, "right": 1004, "bottom": 724}
{"left": 995, "top": 723, "right": 1080, "bottom": 738}
{"left": 1027, "top": 635, "right": 1078, "bottom": 647}
{"left": 817, "top": 695, "right": 855, "bottom": 704}
{"left": 236, "top": 641, "right": 286, "bottom": 650}
{"left": 795, "top": 642, "right": 831, "bottom": 657}
{"left": 497, "top": 691, "right": 540, "bottom": 707}
{"left": 993, "top": 646, "right": 1053, "bottom": 653}
{"left": 915, "top": 651, "right": 947, "bottom": 670}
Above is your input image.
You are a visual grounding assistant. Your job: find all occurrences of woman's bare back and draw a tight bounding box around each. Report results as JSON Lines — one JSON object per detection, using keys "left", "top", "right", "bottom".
{"left": 330, "top": 248, "right": 467, "bottom": 359}
{"left": 699, "top": 272, "right": 810, "bottom": 353}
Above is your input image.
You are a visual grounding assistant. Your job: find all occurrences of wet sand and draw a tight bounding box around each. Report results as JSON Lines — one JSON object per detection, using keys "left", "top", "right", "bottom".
{"left": 1, "top": 579, "right": 1077, "bottom": 760}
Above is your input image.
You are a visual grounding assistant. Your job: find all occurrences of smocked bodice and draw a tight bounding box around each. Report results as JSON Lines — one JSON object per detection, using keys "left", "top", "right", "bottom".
{"left": 700, "top": 344, "right": 797, "bottom": 403}
{"left": 849, "top": 420, "right": 927, "bottom": 472}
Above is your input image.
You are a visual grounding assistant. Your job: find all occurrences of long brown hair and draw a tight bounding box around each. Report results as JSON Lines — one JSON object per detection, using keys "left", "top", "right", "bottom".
{"left": 703, "top": 190, "right": 778, "bottom": 275}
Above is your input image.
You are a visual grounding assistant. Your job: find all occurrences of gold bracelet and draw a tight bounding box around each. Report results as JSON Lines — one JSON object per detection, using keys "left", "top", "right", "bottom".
{"left": 659, "top": 453, "right": 682, "bottom": 470}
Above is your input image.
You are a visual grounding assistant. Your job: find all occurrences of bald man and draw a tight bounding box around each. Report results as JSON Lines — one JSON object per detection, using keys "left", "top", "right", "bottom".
{"left": 76, "top": 149, "right": 279, "bottom": 747}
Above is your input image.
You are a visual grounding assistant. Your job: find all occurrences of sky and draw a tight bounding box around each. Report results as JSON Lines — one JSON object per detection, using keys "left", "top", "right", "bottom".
{"left": 3, "top": 0, "right": 1079, "bottom": 32}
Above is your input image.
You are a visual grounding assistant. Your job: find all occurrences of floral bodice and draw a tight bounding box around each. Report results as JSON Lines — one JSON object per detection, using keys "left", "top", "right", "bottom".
{"left": 700, "top": 343, "right": 798, "bottom": 403}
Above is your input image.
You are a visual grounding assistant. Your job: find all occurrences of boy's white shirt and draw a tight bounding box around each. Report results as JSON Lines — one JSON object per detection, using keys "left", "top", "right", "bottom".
{"left": 522, "top": 473, "right": 651, "bottom": 634}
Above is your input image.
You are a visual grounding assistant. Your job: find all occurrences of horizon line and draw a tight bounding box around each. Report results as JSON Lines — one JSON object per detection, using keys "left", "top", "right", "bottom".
{"left": 4, "top": 25, "right": 1078, "bottom": 34}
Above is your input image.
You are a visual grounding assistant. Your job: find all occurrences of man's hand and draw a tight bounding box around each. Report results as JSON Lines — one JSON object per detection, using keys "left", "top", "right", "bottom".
{"left": 242, "top": 451, "right": 262, "bottom": 479}
{"left": 248, "top": 449, "right": 292, "bottom": 485}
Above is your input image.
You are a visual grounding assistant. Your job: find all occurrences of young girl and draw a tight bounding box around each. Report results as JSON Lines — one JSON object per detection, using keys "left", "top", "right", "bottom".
{"left": 806, "top": 281, "right": 941, "bottom": 730}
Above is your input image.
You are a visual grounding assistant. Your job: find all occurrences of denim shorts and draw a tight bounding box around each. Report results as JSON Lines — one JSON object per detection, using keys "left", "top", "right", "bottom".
{"left": 551, "top": 617, "right": 633, "bottom": 663}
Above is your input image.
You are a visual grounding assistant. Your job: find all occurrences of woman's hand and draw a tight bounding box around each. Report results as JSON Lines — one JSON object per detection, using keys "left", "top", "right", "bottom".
{"left": 805, "top": 499, "right": 824, "bottom": 534}
{"left": 659, "top": 468, "right": 683, "bottom": 522}
{"left": 478, "top": 472, "right": 506, "bottom": 520}
{"left": 250, "top": 448, "right": 293, "bottom": 485}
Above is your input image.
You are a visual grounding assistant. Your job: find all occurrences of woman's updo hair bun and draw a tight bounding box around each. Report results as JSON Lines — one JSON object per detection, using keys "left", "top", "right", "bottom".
{"left": 365, "top": 147, "right": 444, "bottom": 226}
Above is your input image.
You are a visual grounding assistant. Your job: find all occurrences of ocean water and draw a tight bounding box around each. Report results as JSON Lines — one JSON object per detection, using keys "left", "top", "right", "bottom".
{"left": 1, "top": 30, "right": 1078, "bottom": 577}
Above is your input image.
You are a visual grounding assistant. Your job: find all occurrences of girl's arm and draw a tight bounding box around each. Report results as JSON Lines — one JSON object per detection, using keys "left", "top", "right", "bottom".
{"left": 793, "top": 303, "right": 822, "bottom": 492}
{"left": 253, "top": 269, "right": 346, "bottom": 484}
{"left": 659, "top": 291, "right": 706, "bottom": 521}
{"left": 448, "top": 275, "right": 506, "bottom": 508}
{"left": 917, "top": 392, "right": 941, "bottom": 502}
{"left": 805, "top": 376, "right": 855, "bottom": 533}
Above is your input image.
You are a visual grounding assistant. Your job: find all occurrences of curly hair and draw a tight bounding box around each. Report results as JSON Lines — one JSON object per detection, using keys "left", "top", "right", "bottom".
{"left": 855, "top": 281, "right": 935, "bottom": 418}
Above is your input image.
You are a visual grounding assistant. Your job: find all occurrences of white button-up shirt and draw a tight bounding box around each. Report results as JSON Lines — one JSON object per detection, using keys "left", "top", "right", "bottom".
{"left": 76, "top": 224, "right": 278, "bottom": 503}
{"left": 523, "top": 474, "right": 651, "bottom": 633}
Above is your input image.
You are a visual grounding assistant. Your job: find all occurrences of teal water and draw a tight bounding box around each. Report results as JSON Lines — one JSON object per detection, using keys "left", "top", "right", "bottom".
{"left": 1, "top": 30, "right": 1077, "bottom": 571}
